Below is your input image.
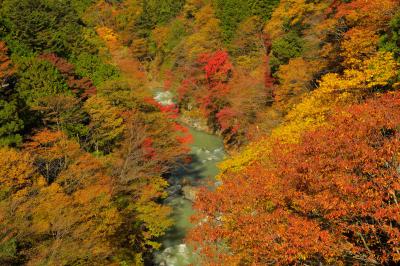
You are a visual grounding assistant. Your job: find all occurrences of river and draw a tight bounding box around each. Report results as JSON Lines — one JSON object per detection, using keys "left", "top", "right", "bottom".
{"left": 152, "top": 90, "right": 226, "bottom": 266}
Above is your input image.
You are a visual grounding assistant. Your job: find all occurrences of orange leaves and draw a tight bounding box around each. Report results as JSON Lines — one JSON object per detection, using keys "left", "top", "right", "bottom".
{"left": 174, "top": 123, "right": 194, "bottom": 145}
{"left": 0, "top": 148, "right": 35, "bottom": 192}
{"left": 96, "top": 26, "right": 146, "bottom": 83}
{"left": 25, "top": 130, "right": 80, "bottom": 161}
{"left": 1, "top": 129, "right": 125, "bottom": 264}
{"left": 335, "top": 0, "right": 399, "bottom": 31}
{"left": 189, "top": 165, "right": 346, "bottom": 265}
{"left": 142, "top": 137, "right": 156, "bottom": 159}
{"left": 96, "top": 26, "right": 118, "bottom": 45}
{"left": 273, "top": 92, "right": 400, "bottom": 263}
{"left": 24, "top": 130, "right": 80, "bottom": 183}
{"left": 0, "top": 41, "right": 14, "bottom": 85}
{"left": 340, "top": 28, "right": 379, "bottom": 68}
{"left": 275, "top": 57, "right": 318, "bottom": 109}
{"left": 190, "top": 92, "right": 400, "bottom": 265}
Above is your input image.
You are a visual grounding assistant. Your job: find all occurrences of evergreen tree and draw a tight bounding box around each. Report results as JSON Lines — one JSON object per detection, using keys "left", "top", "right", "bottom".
{"left": 0, "top": 42, "right": 24, "bottom": 146}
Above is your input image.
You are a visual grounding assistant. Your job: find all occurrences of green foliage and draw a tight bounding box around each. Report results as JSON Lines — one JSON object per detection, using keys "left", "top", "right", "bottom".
{"left": 136, "top": 0, "right": 186, "bottom": 36}
{"left": 380, "top": 11, "right": 400, "bottom": 60}
{"left": 71, "top": 0, "right": 95, "bottom": 15}
{"left": 0, "top": 98, "right": 24, "bottom": 147}
{"left": 97, "top": 78, "right": 151, "bottom": 110}
{"left": 34, "top": 94, "right": 90, "bottom": 140}
{"left": 214, "top": 0, "right": 279, "bottom": 42}
{"left": 1, "top": 38, "right": 33, "bottom": 58}
{"left": 0, "top": 0, "right": 93, "bottom": 57}
{"left": 270, "top": 31, "right": 304, "bottom": 74}
{"left": 15, "top": 58, "right": 69, "bottom": 107}
{"left": 164, "top": 20, "right": 187, "bottom": 54}
{"left": 0, "top": 238, "right": 17, "bottom": 263}
{"left": 149, "top": 19, "right": 188, "bottom": 69}
{"left": 71, "top": 52, "right": 120, "bottom": 86}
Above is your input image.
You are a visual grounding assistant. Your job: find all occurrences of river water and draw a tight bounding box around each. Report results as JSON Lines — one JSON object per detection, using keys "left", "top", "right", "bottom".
{"left": 152, "top": 91, "right": 226, "bottom": 266}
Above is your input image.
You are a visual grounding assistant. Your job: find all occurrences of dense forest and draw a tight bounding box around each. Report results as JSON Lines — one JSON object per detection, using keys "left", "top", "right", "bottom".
{"left": 0, "top": 0, "right": 399, "bottom": 265}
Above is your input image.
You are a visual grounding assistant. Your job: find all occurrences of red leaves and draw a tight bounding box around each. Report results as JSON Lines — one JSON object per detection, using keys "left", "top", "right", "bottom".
{"left": 198, "top": 50, "right": 232, "bottom": 83}
{"left": 144, "top": 97, "right": 179, "bottom": 119}
{"left": 142, "top": 137, "right": 156, "bottom": 159}
{"left": 158, "top": 104, "right": 179, "bottom": 119}
{"left": 177, "top": 78, "right": 194, "bottom": 101}
{"left": 40, "top": 53, "right": 96, "bottom": 99}
{"left": 144, "top": 98, "right": 193, "bottom": 149}
{"left": 173, "top": 123, "right": 193, "bottom": 145}
{"left": 216, "top": 107, "right": 240, "bottom": 133}
{"left": 195, "top": 51, "right": 233, "bottom": 115}
{"left": 163, "top": 69, "right": 174, "bottom": 90}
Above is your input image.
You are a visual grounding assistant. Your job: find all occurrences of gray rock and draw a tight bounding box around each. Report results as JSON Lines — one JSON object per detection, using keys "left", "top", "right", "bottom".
{"left": 166, "top": 184, "right": 182, "bottom": 196}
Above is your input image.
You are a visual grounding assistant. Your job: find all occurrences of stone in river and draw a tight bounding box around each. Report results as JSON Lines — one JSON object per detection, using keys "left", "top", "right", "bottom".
{"left": 182, "top": 186, "right": 198, "bottom": 202}
{"left": 166, "top": 184, "right": 182, "bottom": 196}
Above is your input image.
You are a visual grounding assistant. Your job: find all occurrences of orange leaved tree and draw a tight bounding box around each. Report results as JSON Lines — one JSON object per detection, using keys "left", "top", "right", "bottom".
{"left": 189, "top": 91, "right": 400, "bottom": 265}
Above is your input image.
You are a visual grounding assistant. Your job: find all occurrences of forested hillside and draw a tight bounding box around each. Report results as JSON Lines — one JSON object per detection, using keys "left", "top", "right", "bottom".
{"left": 0, "top": 0, "right": 399, "bottom": 265}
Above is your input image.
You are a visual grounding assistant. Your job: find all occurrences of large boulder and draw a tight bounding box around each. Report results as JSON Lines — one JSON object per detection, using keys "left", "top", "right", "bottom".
{"left": 182, "top": 186, "right": 198, "bottom": 202}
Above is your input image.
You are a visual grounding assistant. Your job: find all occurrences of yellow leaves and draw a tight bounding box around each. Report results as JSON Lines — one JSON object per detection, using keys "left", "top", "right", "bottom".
{"left": 335, "top": 51, "right": 398, "bottom": 91}
{"left": 34, "top": 220, "right": 51, "bottom": 234}
{"left": 29, "top": 183, "right": 72, "bottom": 234}
{"left": 152, "top": 25, "right": 170, "bottom": 49}
{"left": 133, "top": 176, "right": 173, "bottom": 247}
{"left": 0, "top": 148, "right": 35, "bottom": 192}
{"left": 193, "top": 4, "right": 217, "bottom": 28}
{"left": 275, "top": 58, "right": 321, "bottom": 110}
{"left": 362, "top": 52, "right": 399, "bottom": 88}
{"left": 84, "top": 96, "right": 125, "bottom": 152}
{"left": 272, "top": 76, "right": 335, "bottom": 143}
{"left": 234, "top": 55, "right": 259, "bottom": 72}
{"left": 264, "top": 0, "right": 330, "bottom": 39}
{"left": 96, "top": 26, "right": 118, "bottom": 43}
{"left": 36, "top": 176, "right": 47, "bottom": 187}
{"left": 138, "top": 176, "right": 169, "bottom": 202}
{"left": 94, "top": 207, "right": 122, "bottom": 237}
{"left": 272, "top": 51, "right": 399, "bottom": 143}
{"left": 184, "top": 5, "right": 222, "bottom": 60}
{"left": 341, "top": 28, "right": 379, "bottom": 68}
{"left": 217, "top": 138, "right": 272, "bottom": 176}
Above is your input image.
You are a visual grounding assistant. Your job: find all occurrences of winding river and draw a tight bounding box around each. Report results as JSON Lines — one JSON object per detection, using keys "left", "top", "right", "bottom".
{"left": 152, "top": 91, "right": 226, "bottom": 266}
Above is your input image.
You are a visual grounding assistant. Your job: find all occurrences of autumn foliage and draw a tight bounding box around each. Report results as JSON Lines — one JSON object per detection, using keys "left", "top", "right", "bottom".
{"left": 189, "top": 92, "right": 400, "bottom": 265}
{"left": 2, "top": 0, "right": 400, "bottom": 265}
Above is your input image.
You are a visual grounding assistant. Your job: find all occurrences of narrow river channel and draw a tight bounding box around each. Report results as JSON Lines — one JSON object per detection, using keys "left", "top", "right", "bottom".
{"left": 152, "top": 91, "right": 226, "bottom": 266}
